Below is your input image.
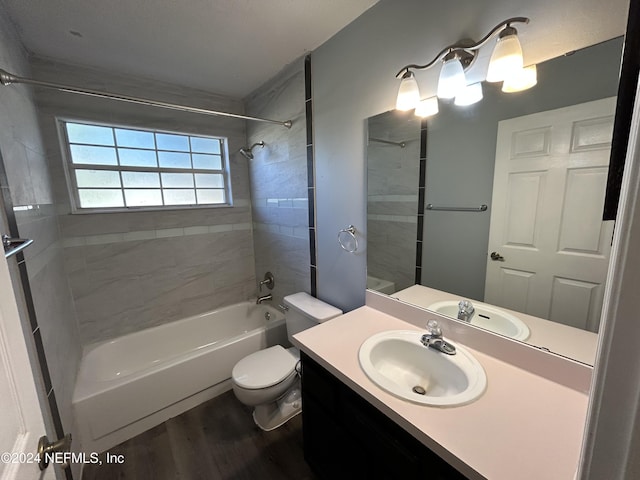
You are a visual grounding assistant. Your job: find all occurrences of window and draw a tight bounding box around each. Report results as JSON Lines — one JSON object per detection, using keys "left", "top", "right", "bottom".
{"left": 59, "top": 120, "right": 231, "bottom": 212}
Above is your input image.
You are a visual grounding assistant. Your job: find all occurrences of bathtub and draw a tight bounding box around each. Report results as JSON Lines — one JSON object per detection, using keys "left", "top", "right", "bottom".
{"left": 73, "top": 302, "right": 287, "bottom": 453}
{"left": 366, "top": 275, "right": 396, "bottom": 294}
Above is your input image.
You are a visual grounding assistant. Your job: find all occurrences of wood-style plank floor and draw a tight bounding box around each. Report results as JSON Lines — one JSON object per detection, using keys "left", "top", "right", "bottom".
{"left": 82, "top": 390, "right": 316, "bottom": 480}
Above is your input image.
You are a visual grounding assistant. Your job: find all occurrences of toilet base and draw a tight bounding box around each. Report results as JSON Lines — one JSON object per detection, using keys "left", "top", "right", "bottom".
{"left": 252, "top": 388, "right": 302, "bottom": 431}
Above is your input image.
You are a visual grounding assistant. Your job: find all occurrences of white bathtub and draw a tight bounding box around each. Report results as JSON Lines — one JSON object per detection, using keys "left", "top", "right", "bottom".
{"left": 73, "top": 302, "right": 287, "bottom": 453}
{"left": 366, "top": 275, "right": 396, "bottom": 294}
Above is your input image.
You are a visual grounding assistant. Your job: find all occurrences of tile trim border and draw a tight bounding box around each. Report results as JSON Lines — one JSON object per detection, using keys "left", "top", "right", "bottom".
{"left": 305, "top": 55, "right": 317, "bottom": 297}
{"left": 62, "top": 222, "right": 252, "bottom": 247}
{"left": 415, "top": 119, "right": 427, "bottom": 284}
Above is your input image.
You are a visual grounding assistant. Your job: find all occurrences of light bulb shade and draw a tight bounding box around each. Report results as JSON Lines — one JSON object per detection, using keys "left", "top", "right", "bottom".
{"left": 396, "top": 72, "right": 420, "bottom": 111}
{"left": 415, "top": 96, "right": 439, "bottom": 117}
{"left": 486, "top": 31, "right": 524, "bottom": 83}
{"left": 437, "top": 57, "right": 466, "bottom": 99}
{"left": 502, "top": 64, "right": 537, "bottom": 93}
{"left": 454, "top": 82, "right": 483, "bottom": 106}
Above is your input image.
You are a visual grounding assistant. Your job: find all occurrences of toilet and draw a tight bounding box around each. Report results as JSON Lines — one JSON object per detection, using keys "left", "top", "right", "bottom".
{"left": 231, "top": 292, "right": 342, "bottom": 431}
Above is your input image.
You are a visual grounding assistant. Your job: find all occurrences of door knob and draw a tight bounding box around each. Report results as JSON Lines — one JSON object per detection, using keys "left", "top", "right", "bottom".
{"left": 37, "top": 434, "right": 71, "bottom": 470}
{"left": 490, "top": 251, "right": 505, "bottom": 261}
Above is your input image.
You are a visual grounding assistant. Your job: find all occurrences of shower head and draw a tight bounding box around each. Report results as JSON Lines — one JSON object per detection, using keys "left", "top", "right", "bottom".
{"left": 239, "top": 141, "right": 265, "bottom": 159}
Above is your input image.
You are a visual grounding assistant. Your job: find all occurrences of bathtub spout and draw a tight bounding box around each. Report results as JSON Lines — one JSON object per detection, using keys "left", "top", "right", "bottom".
{"left": 256, "top": 294, "right": 273, "bottom": 304}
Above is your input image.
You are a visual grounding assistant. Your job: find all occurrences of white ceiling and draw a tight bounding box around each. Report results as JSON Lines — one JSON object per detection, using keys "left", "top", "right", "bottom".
{"left": 1, "top": 0, "right": 379, "bottom": 98}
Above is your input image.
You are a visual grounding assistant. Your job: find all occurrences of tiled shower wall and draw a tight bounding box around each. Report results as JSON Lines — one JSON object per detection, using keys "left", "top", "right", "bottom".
{"left": 0, "top": 14, "right": 81, "bottom": 452}
{"left": 30, "top": 56, "right": 256, "bottom": 345}
{"left": 244, "top": 58, "right": 310, "bottom": 306}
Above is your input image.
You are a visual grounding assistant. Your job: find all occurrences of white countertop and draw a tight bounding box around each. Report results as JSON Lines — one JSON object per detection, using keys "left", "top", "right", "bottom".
{"left": 393, "top": 285, "right": 598, "bottom": 365}
{"left": 293, "top": 305, "right": 588, "bottom": 480}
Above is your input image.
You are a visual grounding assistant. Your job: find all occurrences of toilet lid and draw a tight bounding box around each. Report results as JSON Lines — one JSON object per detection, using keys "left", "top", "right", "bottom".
{"left": 232, "top": 345, "right": 298, "bottom": 390}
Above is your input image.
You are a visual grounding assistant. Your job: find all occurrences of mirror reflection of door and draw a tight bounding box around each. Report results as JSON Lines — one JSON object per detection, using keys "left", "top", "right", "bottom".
{"left": 485, "top": 98, "right": 616, "bottom": 333}
{"left": 365, "top": 37, "right": 624, "bottom": 362}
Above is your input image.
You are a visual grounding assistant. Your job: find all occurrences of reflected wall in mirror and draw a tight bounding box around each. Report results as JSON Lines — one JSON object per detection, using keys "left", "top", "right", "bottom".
{"left": 366, "top": 37, "right": 624, "bottom": 365}
{"left": 367, "top": 111, "right": 423, "bottom": 294}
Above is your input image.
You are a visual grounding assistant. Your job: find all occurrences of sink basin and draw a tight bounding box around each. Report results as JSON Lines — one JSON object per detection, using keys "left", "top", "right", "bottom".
{"left": 427, "top": 301, "right": 530, "bottom": 341}
{"left": 358, "top": 330, "right": 486, "bottom": 407}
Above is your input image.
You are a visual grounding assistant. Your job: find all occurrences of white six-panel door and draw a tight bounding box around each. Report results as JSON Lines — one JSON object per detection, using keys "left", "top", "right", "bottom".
{"left": 0, "top": 253, "right": 54, "bottom": 479}
{"left": 485, "top": 97, "right": 616, "bottom": 332}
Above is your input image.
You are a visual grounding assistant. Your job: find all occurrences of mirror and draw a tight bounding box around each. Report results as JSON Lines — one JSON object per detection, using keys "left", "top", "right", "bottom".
{"left": 367, "top": 110, "right": 423, "bottom": 295}
{"left": 367, "top": 37, "right": 624, "bottom": 365}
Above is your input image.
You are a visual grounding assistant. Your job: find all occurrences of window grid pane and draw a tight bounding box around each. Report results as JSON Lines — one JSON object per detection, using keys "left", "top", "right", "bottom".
{"left": 164, "top": 189, "right": 197, "bottom": 205}
{"left": 197, "top": 189, "right": 225, "bottom": 204}
{"left": 78, "top": 189, "right": 124, "bottom": 208}
{"left": 70, "top": 145, "right": 118, "bottom": 165}
{"left": 161, "top": 172, "right": 194, "bottom": 188}
{"left": 156, "top": 133, "right": 190, "bottom": 152}
{"left": 192, "top": 153, "right": 222, "bottom": 170}
{"left": 190, "top": 137, "right": 221, "bottom": 154}
{"left": 63, "top": 121, "right": 229, "bottom": 211}
{"left": 118, "top": 148, "right": 158, "bottom": 167}
{"left": 115, "top": 128, "right": 156, "bottom": 149}
{"left": 75, "top": 169, "right": 122, "bottom": 188}
{"left": 158, "top": 151, "right": 191, "bottom": 169}
{"left": 122, "top": 171, "right": 161, "bottom": 188}
{"left": 124, "top": 189, "right": 163, "bottom": 207}
{"left": 66, "top": 123, "right": 115, "bottom": 146}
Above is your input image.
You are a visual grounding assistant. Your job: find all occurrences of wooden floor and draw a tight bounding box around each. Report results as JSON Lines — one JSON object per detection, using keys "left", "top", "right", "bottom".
{"left": 82, "top": 391, "right": 316, "bottom": 480}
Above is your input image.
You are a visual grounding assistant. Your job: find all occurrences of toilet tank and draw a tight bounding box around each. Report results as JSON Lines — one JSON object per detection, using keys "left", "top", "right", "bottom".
{"left": 283, "top": 292, "right": 342, "bottom": 341}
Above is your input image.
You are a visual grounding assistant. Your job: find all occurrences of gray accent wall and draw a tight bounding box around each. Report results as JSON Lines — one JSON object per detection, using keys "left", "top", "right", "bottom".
{"left": 421, "top": 38, "right": 622, "bottom": 301}
{"left": 30, "top": 57, "right": 256, "bottom": 345}
{"left": 311, "top": 0, "right": 626, "bottom": 312}
{"left": 244, "top": 58, "right": 310, "bottom": 307}
{"left": 0, "top": 11, "right": 81, "bottom": 462}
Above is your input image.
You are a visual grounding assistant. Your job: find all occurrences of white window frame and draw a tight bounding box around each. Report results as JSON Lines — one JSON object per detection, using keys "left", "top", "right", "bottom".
{"left": 56, "top": 118, "right": 233, "bottom": 214}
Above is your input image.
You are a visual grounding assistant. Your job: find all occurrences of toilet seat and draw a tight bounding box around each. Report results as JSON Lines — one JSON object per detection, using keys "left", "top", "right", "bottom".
{"left": 232, "top": 345, "right": 298, "bottom": 390}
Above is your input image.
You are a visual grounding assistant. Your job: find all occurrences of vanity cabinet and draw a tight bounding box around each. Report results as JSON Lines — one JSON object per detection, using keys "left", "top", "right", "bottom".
{"left": 301, "top": 352, "right": 469, "bottom": 480}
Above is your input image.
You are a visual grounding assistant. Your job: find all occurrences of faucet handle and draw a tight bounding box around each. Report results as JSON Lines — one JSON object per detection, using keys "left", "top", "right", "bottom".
{"left": 259, "top": 272, "right": 275, "bottom": 292}
{"left": 426, "top": 320, "right": 442, "bottom": 337}
{"left": 458, "top": 300, "right": 474, "bottom": 313}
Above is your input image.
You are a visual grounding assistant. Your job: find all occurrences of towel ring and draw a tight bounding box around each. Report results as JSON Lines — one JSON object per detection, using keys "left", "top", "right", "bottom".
{"left": 338, "top": 225, "right": 358, "bottom": 253}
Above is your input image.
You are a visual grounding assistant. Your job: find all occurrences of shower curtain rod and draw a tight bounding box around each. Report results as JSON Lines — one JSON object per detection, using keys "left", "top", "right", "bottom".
{"left": 0, "top": 68, "right": 293, "bottom": 128}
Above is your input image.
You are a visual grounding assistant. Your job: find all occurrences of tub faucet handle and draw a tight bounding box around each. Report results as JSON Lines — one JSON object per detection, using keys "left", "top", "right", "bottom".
{"left": 259, "top": 271, "right": 275, "bottom": 291}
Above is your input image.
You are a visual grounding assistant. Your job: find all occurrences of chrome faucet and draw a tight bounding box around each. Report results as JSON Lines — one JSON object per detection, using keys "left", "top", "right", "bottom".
{"left": 259, "top": 272, "right": 275, "bottom": 291}
{"left": 256, "top": 293, "right": 273, "bottom": 305}
{"left": 457, "top": 300, "right": 475, "bottom": 323}
{"left": 421, "top": 320, "right": 456, "bottom": 355}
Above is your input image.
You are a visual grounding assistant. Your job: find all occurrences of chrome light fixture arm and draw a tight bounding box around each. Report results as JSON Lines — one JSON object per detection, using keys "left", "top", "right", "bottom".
{"left": 394, "top": 16, "right": 530, "bottom": 78}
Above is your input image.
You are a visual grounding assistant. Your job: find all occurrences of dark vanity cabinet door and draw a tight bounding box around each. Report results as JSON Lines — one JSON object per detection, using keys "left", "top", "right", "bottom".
{"left": 301, "top": 352, "right": 469, "bottom": 480}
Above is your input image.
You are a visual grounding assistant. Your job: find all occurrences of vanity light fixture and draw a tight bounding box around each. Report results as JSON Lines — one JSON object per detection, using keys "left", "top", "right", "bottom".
{"left": 415, "top": 96, "right": 439, "bottom": 117}
{"left": 454, "top": 82, "right": 483, "bottom": 106}
{"left": 486, "top": 25, "right": 525, "bottom": 82}
{"left": 395, "top": 17, "right": 532, "bottom": 115}
{"left": 395, "top": 70, "right": 421, "bottom": 110}
{"left": 502, "top": 64, "right": 538, "bottom": 92}
{"left": 437, "top": 53, "right": 467, "bottom": 99}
